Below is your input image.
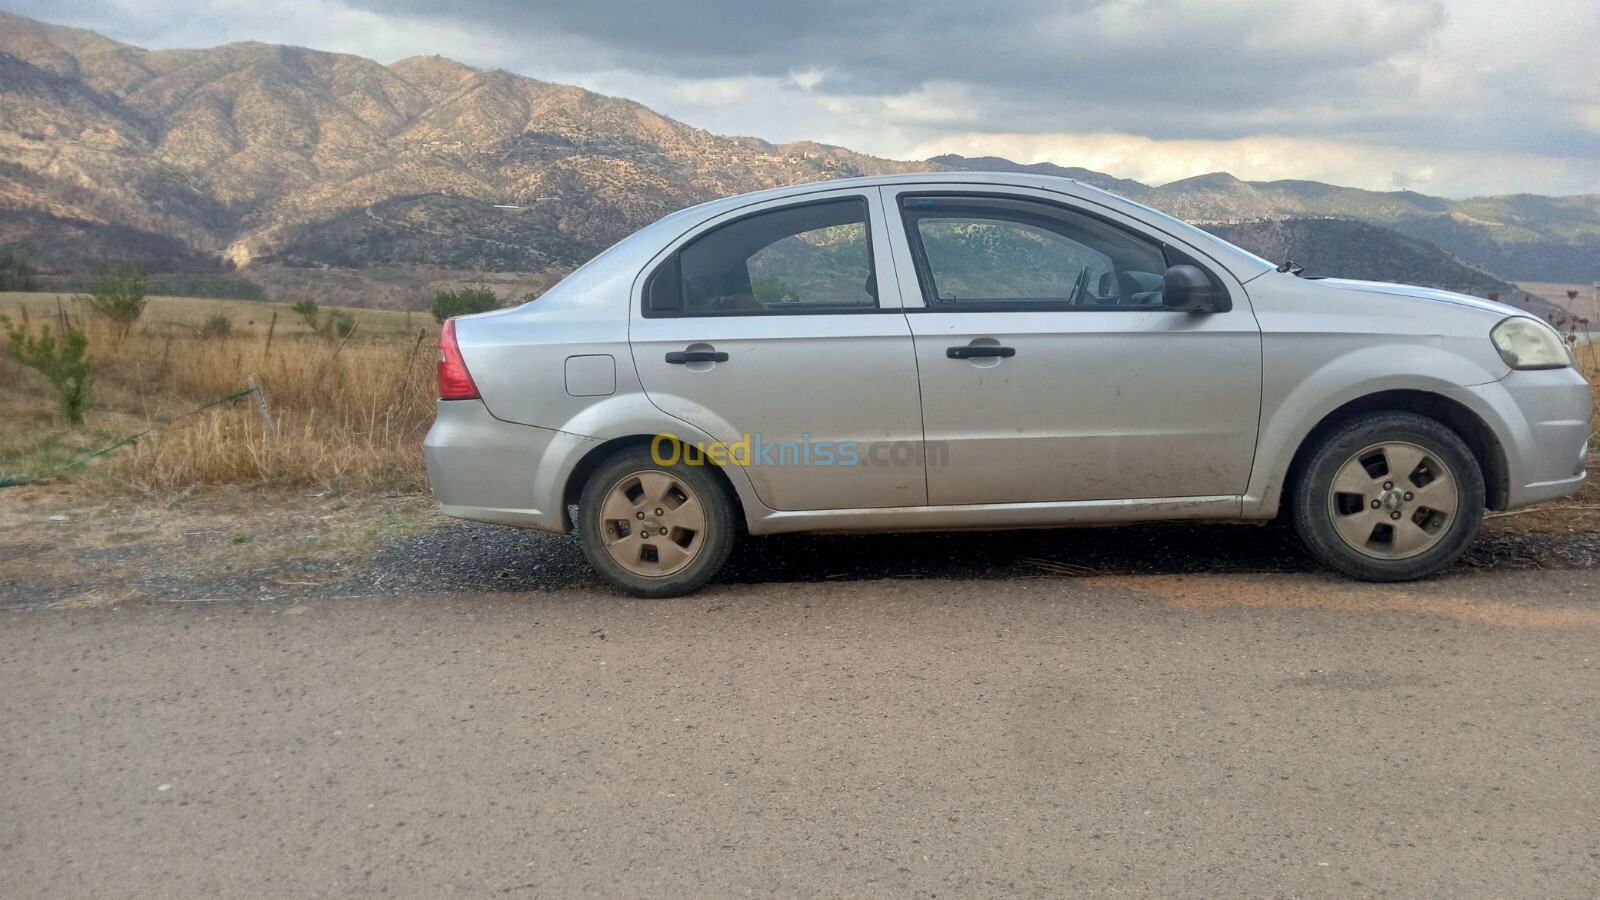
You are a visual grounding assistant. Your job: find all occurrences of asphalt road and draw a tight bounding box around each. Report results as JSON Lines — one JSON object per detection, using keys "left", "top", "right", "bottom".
{"left": 5, "top": 569, "right": 1600, "bottom": 898}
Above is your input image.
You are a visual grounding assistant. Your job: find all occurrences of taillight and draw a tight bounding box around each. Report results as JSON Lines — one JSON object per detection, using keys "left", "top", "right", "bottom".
{"left": 437, "top": 319, "right": 480, "bottom": 400}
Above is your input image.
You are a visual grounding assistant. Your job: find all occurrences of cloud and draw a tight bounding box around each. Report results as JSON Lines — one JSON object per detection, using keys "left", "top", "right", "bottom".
{"left": 3, "top": 0, "right": 1598, "bottom": 196}
{"left": 357, "top": 0, "right": 1452, "bottom": 127}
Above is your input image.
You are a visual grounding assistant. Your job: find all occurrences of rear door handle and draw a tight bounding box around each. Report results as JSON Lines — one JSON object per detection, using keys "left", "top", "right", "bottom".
{"left": 665, "top": 350, "right": 729, "bottom": 364}
{"left": 946, "top": 346, "right": 1016, "bottom": 359}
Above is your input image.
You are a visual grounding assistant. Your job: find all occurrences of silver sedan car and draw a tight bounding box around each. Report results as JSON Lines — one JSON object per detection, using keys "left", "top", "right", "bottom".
{"left": 425, "top": 173, "right": 1591, "bottom": 596}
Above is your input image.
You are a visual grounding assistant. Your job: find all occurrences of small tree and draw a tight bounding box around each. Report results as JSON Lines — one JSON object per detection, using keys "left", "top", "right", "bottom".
{"left": 431, "top": 287, "right": 500, "bottom": 323}
{"left": 0, "top": 245, "right": 39, "bottom": 292}
{"left": 81, "top": 262, "right": 149, "bottom": 339}
{"left": 3, "top": 316, "right": 93, "bottom": 424}
{"left": 290, "top": 297, "right": 322, "bottom": 331}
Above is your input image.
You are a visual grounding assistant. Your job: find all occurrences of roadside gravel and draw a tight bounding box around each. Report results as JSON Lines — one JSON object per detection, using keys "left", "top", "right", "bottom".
{"left": 330, "top": 517, "right": 1600, "bottom": 596}
{"left": 5, "top": 501, "right": 1597, "bottom": 608}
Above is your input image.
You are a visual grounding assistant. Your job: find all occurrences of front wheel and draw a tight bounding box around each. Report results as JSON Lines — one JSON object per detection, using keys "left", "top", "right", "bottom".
{"left": 1291, "top": 413, "right": 1485, "bottom": 582}
{"left": 577, "top": 446, "right": 736, "bottom": 597}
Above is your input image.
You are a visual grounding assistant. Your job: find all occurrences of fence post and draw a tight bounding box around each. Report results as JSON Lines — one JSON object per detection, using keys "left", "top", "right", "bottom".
{"left": 246, "top": 373, "right": 276, "bottom": 440}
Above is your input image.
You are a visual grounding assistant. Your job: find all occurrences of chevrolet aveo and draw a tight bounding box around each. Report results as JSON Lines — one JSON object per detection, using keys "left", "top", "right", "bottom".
{"left": 425, "top": 173, "right": 1591, "bottom": 597}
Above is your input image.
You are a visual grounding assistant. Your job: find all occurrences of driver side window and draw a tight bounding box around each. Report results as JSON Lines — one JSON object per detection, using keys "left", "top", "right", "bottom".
{"left": 902, "top": 196, "right": 1170, "bottom": 310}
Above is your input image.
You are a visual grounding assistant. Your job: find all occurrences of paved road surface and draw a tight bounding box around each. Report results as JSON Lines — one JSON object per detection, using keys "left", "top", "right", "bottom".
{"left": 5, "top": 569, "right": 1599, "bottom": 897}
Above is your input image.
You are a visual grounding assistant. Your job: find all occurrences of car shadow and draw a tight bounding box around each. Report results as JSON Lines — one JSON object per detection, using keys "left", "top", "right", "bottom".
{"left": 716, "top": 522, "right": 1315, "bottom": 584}
{"left": 357, "top": 520, "right": 1322, "bottom": 596}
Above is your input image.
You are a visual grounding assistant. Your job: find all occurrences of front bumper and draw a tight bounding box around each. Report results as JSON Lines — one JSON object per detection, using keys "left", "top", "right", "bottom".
{"left": 423, "top": 399, "right": 599, "bottom": 533}
{"left": 1448, "top": 367, "right": 1591, "bottom": 509}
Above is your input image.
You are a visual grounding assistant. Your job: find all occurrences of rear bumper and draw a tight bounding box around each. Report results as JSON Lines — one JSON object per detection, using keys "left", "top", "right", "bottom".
{"left": 1448, "top": 367, "right": 1591, "bottom": 509}
{"left": 423, "top": 399, "right": 599, "bottom": 533}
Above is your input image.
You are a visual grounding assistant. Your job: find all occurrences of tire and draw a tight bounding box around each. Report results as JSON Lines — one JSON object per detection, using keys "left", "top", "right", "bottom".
{"left": 1291, "top": 412, "right": 1484, "bottom": 582}
{"left": 577, "top": 446, "right": 736, "bottom": 598}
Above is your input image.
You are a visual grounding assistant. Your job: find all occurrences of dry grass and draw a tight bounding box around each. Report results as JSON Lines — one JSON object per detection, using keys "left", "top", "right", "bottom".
{"left": 2, "top": 293, "right": 435, "bottom": 494}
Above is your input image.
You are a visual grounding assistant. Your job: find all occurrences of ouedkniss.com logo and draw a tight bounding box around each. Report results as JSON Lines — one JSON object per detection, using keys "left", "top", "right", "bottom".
{"left": 652, "top": 433, "right": 948, "bottom": 468}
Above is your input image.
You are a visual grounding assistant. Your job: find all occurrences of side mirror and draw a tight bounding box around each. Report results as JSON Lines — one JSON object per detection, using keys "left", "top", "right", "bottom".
{"left": 1162, "top": 264, "right": 1221, "bottom": 313}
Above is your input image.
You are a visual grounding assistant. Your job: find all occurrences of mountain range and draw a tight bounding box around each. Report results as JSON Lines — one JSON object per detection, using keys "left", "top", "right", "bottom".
{"left": 0, "top": 11, "right": 1594, "bottom": 312}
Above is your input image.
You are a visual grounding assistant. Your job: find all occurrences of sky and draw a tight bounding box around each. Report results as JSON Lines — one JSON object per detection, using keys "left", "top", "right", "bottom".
{"left": 7, "top": 0, "right": 1600, "bottom": 198}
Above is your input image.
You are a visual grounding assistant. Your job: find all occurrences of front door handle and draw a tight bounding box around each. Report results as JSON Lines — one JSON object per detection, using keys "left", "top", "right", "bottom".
{"left": 665, "top": 350, "right": 729, "bottom": 364}
{"left": 946, "top": 346, "right": 1016, "bottom": 360}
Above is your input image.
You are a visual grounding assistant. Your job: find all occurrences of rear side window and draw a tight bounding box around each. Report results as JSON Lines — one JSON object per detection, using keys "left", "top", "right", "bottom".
{"left": 646, "top": 198, "right": 878, "bottom": 316}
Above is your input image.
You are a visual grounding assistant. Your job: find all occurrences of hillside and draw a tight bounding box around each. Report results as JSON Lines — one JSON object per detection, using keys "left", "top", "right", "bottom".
{"left": 1199, "top": 217, "right": 1573, "bottom": 321}
{"left": 0, "top": 11, "right": 1595, "bottom": 307}
{"left": 1201, "top": 218, "right": 1515, "bottom": 296}
{"left": 936, "top": 156, "right": 1600, "bottom": 283}
{"left": 0, "top": 12, "right": 923, "bottom": 289}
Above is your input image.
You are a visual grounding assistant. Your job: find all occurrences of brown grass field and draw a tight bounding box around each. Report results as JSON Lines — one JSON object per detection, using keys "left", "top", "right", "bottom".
{"left": 2, "top": 293, "right": 437, "bottom": 494}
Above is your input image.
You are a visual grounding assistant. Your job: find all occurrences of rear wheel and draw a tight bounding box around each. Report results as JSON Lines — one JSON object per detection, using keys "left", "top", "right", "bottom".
{"left": 577, "top": 447, "right": 735, "bottom": 597}
{"left": 1292, "top": 412, "right": 1484, "bottom": 582}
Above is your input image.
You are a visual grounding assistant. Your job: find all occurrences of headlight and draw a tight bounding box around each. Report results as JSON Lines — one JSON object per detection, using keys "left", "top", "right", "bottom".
{"left": 1491, "top": 317, "right": 1572, "bottom": 370}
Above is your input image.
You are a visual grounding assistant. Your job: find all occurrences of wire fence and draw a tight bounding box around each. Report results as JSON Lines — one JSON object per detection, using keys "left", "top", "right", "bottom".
{"left": 0, "top": 383, "right": 266, "bottom": 488}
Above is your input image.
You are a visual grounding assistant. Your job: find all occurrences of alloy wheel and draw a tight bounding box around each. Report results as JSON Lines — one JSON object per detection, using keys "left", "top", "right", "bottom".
{"left": 598, "top": 469, "right": 706, "bottom": 577}
{"left": 1325, "top": 441, "right": 1459, "bottom": 560}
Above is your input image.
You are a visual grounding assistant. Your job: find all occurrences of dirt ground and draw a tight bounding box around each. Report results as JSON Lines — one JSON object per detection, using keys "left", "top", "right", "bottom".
{"left": 0, "top": 486, "right": 445, "bottom": 607}
{"left": 7, "top": 555, "right": 1600, "bottom": 898}
{"left": 6, "top": 485, "right": 1600, "bottom": 898}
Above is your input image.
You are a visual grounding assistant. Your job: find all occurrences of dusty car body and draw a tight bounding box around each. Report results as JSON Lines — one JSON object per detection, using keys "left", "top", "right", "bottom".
{"left": 426, "top": 172, "right": 1591, "bottom": 595}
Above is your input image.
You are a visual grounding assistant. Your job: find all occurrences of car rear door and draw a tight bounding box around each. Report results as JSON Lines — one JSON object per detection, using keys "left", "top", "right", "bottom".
{"left": 880, "top": 185, "right": 1263, "bottom": 506}
{"left": 629, "top": 188, "right": 928, "bottom": 512}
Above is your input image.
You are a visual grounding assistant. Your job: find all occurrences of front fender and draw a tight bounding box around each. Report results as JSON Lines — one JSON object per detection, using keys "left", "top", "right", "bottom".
{"left": 1243, "top": 341, "right": 1507, "bottom": 515}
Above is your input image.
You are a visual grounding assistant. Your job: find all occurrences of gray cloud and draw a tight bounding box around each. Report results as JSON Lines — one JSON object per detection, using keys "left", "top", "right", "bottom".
{"left": 363, "top": 1, "right": 1431, "bottom": 121}
{"left": 342, "top": 0, "right": 1599, "bottom": 161}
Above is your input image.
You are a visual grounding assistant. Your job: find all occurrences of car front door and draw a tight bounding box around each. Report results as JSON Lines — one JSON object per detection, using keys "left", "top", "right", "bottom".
{"left": 882, "top": 186, "right": 1263, "bottom": 506}
{"left": 629, "top": 190, "right": 928, "bottom": 512}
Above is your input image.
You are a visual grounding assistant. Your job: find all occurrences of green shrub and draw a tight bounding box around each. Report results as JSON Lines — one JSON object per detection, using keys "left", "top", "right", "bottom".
{"left": 81, "top": 263, "right": 149, "bottom": 338}
{"left": 290, "top": 298, "right": 357, "bottom": 342}
{"left": 751, "top": 274, "right": 796, "bottom": 304}
{"left": 200, "top": 313, "right": 232, "bottom": 339}
{"left": 3, "top": 316, "right": 93, "bottom": 424}
{"left": 431, "top": 287, "right": 500, "bottom": 323}
{"left": 331, "top": 309, "right": 356, "bottom": 339}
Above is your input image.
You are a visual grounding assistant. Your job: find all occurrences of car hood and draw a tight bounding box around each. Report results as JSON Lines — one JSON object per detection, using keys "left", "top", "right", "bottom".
{"left": 1310, "top": 278, "right": 1521, "bottom": 318}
